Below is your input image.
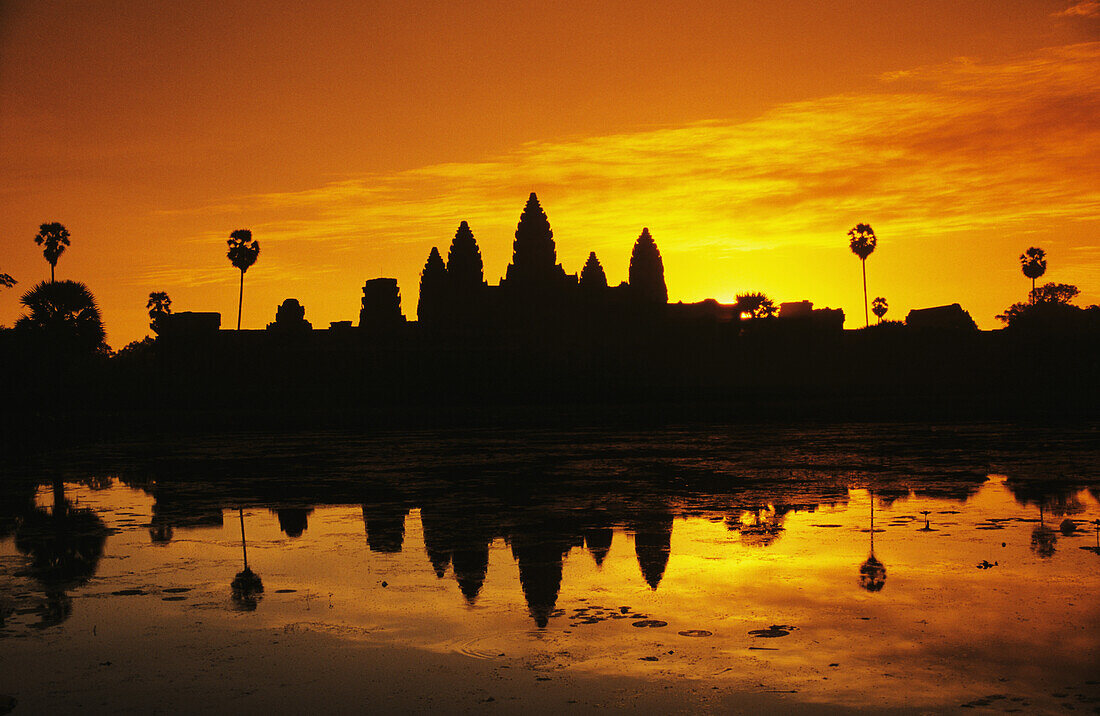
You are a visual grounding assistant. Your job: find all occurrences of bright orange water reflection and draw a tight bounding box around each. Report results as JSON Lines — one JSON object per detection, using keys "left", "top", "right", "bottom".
{"left": 2, "top": 469, "right": 1098, "bottom": 711}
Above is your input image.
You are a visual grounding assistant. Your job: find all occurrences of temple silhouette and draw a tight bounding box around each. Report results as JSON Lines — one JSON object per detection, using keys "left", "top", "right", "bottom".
{"left": 159, "top": 192, "right": 844, "bottom": 343}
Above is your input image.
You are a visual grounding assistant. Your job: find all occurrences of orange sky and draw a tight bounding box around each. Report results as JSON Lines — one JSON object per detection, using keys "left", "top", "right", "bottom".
{"left": 1, "top": 0, "right": 1098, "bottom": 347}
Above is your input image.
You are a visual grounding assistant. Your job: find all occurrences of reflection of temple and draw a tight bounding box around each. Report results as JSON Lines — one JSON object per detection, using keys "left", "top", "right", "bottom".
{"left": 16, "top": 455, "right": 1091, "bottom": 630}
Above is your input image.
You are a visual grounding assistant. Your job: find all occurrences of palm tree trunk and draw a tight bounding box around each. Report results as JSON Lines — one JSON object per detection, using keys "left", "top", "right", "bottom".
{"left": 861, "top": 259, "right": 869, "bottom": 328}
{"left": 1031, "top": 277, "right": 1035, "bottom": 304}
{"left": 50, "top": 263, "right": 55, "bottom": 283}
{"left": 237, "top": 270, "right": 244, "bottom": 330}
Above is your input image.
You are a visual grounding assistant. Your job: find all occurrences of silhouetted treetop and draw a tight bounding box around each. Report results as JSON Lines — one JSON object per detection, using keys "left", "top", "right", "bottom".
{"left": 227, "top": 229, "right": 260, "bottom": 273}
{"left": 147, "top": 291, "right": 172, "bottom": 334}
{"left": 847, "top": 224, "right": 876, "bottom": 260}
{"left": 1020, "top": 247, "right": 1047, "bottom": 281}
{"left": 580, "top": 252, "right": 608, "bottom": 289}
{"left": 872, "top": 296, "right": 888, "bottom": 322}
{"left": 418, "top": 247, "right": 447, "bottom": 325}
{"left": 629, "top": 228, "right": 667, "bottom": 304}
{"left": 736, "top": 291, "right": 776, "bottom": 319}
{"left": 1033, "top": 282, "right": 1079, "bottom": 305}
{"left": 15, "top": 280, "right": 107, "bottom": 354}
{"left": 35, "top": 222, "right": 71, "bottom": 283}
{"left": 447, "top": 221, "right": 485, "bottom": 289}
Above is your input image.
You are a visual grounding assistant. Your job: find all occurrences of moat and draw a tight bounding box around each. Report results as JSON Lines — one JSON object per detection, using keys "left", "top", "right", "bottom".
{"left": 2, "top": 423, "right": 1097, "bottom": 713}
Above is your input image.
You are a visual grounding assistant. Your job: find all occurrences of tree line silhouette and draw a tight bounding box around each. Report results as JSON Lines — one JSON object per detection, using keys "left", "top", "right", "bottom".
{"left": 1, "top": 198, "right": 1098, "bottom": 428}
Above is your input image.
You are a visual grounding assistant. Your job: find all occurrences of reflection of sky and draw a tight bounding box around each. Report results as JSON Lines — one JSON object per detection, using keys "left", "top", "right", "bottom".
{"left": 2, "top": 474, "right": 1097, "bottom": 710}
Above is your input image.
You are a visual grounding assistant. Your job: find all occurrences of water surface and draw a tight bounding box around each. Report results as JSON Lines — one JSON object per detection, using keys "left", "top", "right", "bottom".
{"left": 1, "top": 424, "right": 1098, "bottom": 712}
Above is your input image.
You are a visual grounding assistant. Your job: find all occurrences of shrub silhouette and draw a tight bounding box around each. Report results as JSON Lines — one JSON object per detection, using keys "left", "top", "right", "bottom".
{"left": 736, "top": 292, "right": 776, "bottom": 319}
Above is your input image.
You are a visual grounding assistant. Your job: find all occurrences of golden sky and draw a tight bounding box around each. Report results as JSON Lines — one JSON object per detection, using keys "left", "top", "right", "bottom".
{"left": 1, "top": 0, "right": 1098, "bottom": 346}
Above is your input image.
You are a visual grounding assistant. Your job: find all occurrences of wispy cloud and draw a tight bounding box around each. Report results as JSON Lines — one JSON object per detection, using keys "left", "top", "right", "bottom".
{"left": 1055, "top": 1, "right": 1100, "bottom": 18}
{"left": 181, "top": 42, "right": 1099, "bottom": 254}
{"left": 148, "top": 42, "right": 1100, "bottom": 327}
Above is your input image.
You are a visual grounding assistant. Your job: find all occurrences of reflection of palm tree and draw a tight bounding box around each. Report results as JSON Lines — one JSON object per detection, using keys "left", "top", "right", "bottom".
{"left": 1030, "top": 503, "right": 1056, "bottom": 559}
{"left": 34, "top": 222, "right": 70, "bottom": 282}
{"left": 13, "top": 478, "right": 108, "bottom": 628}
{"left": 231, "top": 508, "right": 263, "bottom": 610}
{"left": 1019, "top": 247, "right": 1046, "bottom": 303}
{"left": 226, "top": 229, "right": 260, "bottom": 330}
{"left": 858, "top": 491, "right": 886, "bottom": 592}
{"left": 848, "top": 224, "right": 877, "bottom": 327}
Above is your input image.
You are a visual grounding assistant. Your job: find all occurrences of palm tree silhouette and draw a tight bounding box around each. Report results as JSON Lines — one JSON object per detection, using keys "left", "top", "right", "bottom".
{"left": 848, "top": 224, "right": 877, "bottom": 327}
{"left": 15, "top": 280, "right": 106, "bottom": 353}
{"left": 227, "top": 229, "right": 260, "bottom": 330}
{"left": 34, "top": 223, "right": 71, "bottom": 283}
{"left": 871, "top": 296, "right": 888, "bottom": 323}
{"left": 1019, "top": 247, "right": 1046, "bottom": 304}
{"left": 146, "top": 291, "right": 172, "bottom": 334}
{"left": 0, "top": 272, "right": 16, "bottom": 289}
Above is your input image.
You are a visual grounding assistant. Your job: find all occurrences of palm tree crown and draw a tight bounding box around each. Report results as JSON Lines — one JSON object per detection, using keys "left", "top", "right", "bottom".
{"left": 147, "top": 291, "right": 172, "bottom": 333}
{"left": 34, "top": 222, "right": 71, "bottom": 282}
{"left": 1020, "top": 247, "right": 1046, "bottom": 303}
{"left": 0, "top": 272, "right": 16, "bottom": 289}
{"left": 227, "top": 229, "right": 260, "bottom": 273}
{"left": 848, "top": 224, "right": 877, "bottom": 260}
{"left": 15, "top": 280, "right": 106, "bottom": 352}
{"left": 871, "top": 296, "right": 888, "bottom": 322}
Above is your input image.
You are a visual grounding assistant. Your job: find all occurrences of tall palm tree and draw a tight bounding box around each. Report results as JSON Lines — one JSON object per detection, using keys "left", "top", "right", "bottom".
{"left": 848, "top": 224, "right": 877, "bottom": 327}
{"left": 1019, "top": 247, "right": 1046, "bottom": 304}
{"left": 146, "top": 291, "right": 172, "bottom": 334}
{"left": 15, "top": 280, "right": 106, "bottom": 353}
{"left": 871, "top": 296, "right": 888, "bottom": 323}
{"left": 226, "top": 229, "right": 260, "bottom": 330}
{"left": 34, "top": 223, "right": 71, "bottom": 283}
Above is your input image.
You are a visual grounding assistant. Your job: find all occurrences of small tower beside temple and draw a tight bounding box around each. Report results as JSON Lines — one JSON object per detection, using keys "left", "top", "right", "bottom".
{"left": 359, "top": 278, "right": 406, "bottom": 329}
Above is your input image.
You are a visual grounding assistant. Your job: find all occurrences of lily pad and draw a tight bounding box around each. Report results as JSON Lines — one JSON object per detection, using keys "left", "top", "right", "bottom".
{"left": 632, "top": 619, "right": 668, "bottom": 628}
